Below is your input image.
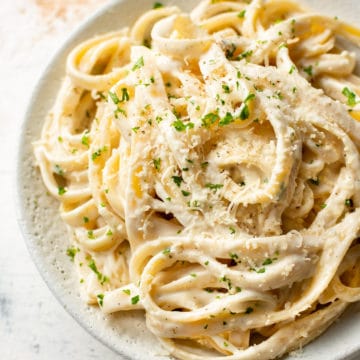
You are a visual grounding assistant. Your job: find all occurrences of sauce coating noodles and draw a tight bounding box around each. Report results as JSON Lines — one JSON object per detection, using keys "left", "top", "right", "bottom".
{"left": 34, "top": 1, "right": 360, "bottom": 359}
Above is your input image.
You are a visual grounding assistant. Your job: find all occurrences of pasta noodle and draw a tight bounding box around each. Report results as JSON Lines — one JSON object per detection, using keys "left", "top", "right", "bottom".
{"left": 33, "top": 0, "right": 360, "bottom": 359}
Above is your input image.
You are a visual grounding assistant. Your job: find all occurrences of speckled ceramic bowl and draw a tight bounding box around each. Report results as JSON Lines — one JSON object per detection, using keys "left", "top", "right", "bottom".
{"left": 16, "top": 1, "right": 360, "bottom": 359}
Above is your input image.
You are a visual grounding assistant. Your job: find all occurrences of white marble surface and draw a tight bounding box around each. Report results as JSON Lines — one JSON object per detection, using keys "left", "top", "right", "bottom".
{"left": 0, "top": 1, "right": 122, "bottom": 359}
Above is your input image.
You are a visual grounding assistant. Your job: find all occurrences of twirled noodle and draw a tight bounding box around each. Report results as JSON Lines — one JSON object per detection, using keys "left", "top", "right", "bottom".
{"left": 33, "top": 0, "right": 360, "bottom": 359}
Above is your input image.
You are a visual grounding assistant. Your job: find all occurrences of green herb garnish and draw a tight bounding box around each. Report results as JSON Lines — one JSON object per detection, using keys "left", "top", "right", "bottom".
{"left": 153, "top": 2, "right": 163, "bottom": 8}
{"left": 97, "top": 294, "right": 104, "bottom": 306}
{"left": 201, "top": 112, "right": 220, "bottom": 127}
{"left": 205, "top": 183, "right": 223, "bottom": 191}
{"left": 172, "top": 175, "right": 183, "bottom": 187}
{"left": 132, "top": 56, "right": 144, "bottom": 71}
{"left": 66, "top": 247, "right": 79, "bottom": 261}
{"left": 342, "top": 87, "right": 357, "bottom": 107}
{"left": 88, "top": 259, "right": 109, "bottom": 285}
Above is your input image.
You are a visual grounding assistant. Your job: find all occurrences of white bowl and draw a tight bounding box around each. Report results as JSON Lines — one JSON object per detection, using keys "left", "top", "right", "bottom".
{"left": 16, "top": 0, "right": 360, "bottom": 359}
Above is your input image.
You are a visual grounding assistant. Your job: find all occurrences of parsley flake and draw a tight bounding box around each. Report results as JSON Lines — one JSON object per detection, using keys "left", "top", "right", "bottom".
{"left": 121, "top": 88, "right": 130, "bottom": 102}
{"left": 303, "top": 65, "right": 313, "bottom": 76}
{"left": 205, "top": 183, "right": 223, "bottom": 191}
{"left": 342, "top": 87, "right": 357, "bottom": 107}
{"left": 172, "top": 119, "right": 194, "bottom": 131}
{"left": 66, "top": 247, "right": 79, "bottom": 261}
{"left": 58, "top": 187, "right": 66, "bottom": 195}
{"left": 219, "top": 112, "right": 234, "bottom": 126}
{"left": 345, "top": 198, "right": 353, "bottom": 207}
{"left": 81, "top": 131, "right": 90, "bottom": 148}
{"left": 132, "top": 56, "right": 144, "bottom": 71}
{"left": 88, "top": 259, "right": 109, "bottom": 285}
{"left": 153, "top": 158, "right": 161, "bottom": 170}
{"left": 109, "top": 91, "right": 120, "bottom": 104}
{"left": 201, "top": 112, "right": 220, "bottom": 127}
{"left": 153, "top": 2, "right": 163, "bottom": 8}
{"left": 172, "top": 175, "right": 183, "bottom": 187}
{"left": 97, "top": 294, "right": 104, "bottom": 306}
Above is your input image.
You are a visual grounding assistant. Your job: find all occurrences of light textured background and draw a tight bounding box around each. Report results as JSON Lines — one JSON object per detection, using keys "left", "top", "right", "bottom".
{"left": 0, "top": 1, "right": 121, "bottom": 359}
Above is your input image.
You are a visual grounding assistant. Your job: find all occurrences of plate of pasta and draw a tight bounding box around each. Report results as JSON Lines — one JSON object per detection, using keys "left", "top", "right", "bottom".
{"left": 17, "top": 0, "right": 360, "bottom": 359}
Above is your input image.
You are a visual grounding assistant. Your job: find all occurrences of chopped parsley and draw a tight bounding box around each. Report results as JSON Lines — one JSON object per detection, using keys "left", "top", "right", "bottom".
{"left": 162, "top": 248, "right": 171, "bottom": 255}
{"left": 219, "top": 112, "right": 234, "bottom": 126}
{"left": 172, "top": 119, "right": 194, "bottom": 131}
{"left": 303, "top": 65, "right": 313, "bottom": 76}
{"left": 66, "top": 247, "right": 79, "bottom": 261}
{"left": 81, "top": 131, "right": 90, "bottom": 148}
{"left": 87, "top": 230, "right": 95, "bottom": 239}
{"left": 244, "top": 93, "right": 256, "bottom": 102}
{"left": 245, "top": 306, "right": 254, "bottom": 314}
{"left": 97, "top": 294, "right": 104, "bottom": 306}
{"left": 238, "top": 10, "right": 246, "bottom": 18}
{"left": 229, "top": 227, "right": 236, "bottom": 234}
{"left": 222, "top": 84, "right": 231, "bottom": 93}
{"left": 342, "top": 87, "right": 357, "bottom": 107}
{"left": 109, "top": 91, "right": 120, "bottom": 104}
{"left": 83, "top": 216, "right": 89, "bottom": 223}
{"left": 237, "top": 50, "right": 253, "bottom": 61}
{"left": 220, "top": 275, "right": 232, "bottom": 289}
{"left": 289, "top": 65, "right": 296, "bottom": 74}
{"left": 345, "top": 198, "right": 353, "bottom": 207}
{"left": 205, "top": 183, "right": 223, "bottom": 191}
{"left": 240, "top": 105, "right": 250, "bottom": 120}
{"left": 122, "top": 289, "right": 131, "bottom": 295}
{"left": 262, "top": 258, "right": 273, "bottom": 266}
{"left": 106, "top": 229, "right": 113, "bottom": 236}
{"left": 88, "top": 259, "right": 109, "bottom": 285}
{"left": 153, "top": 2, "right": 163, "bottom": 8}
{"left": 153, "top": 158, "right": 161, "bottom": 170}
{"left": 172, "top": 175, "right": 183, "bottom": 187}
{"left": 201, "top": 112, "right": 220, "bottom": 127}
{"left": 58, "top": 187, "right": 66, "bottom": 195}
{"left": 132, "top": 56, "right": 144, "bottom": 71}
{"left": 114, "top": 107, "right": 126, "bottom": 118}
{"left": 131, "top": 295, "right": 140, "bottom": 305}
{"left": 91, "top": 146, "right": 108, "bottom": 161}
{"left": 181, "top": 190, "right": 191, "bottom": 197}
{"left": 121, "top": 87, "right": 130, "bottom": 102}
{"left": 240, "top": 93, "right": 255, "bottom": 120}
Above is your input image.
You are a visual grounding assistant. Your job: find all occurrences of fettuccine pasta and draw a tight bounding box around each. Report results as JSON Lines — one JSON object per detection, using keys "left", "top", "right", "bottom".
{"left": 33, "top": 0, "right": 360, "bottom": 359}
